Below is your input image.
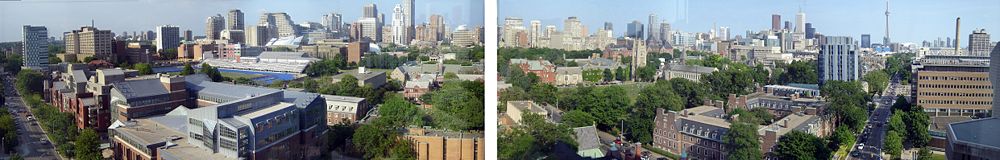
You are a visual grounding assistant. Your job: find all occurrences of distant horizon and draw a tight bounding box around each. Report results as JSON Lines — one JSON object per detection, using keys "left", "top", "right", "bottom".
{"left": 0, "top": 0, "right": 485, "bottom": 42}
{"left": 500, "top": 0, "right": 1000, "bottom": 45}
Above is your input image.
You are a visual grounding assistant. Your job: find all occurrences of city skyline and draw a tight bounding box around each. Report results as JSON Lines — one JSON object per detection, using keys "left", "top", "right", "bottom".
{"left": 500, "top": 0, "right": 1000, "bottom": 44}
{"left": 0, "top": 0, "right": 484, "bottom": 41}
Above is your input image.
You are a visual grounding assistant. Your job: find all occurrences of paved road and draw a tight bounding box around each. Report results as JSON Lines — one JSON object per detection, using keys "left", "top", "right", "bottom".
{"left": 850, "top": 75, "right": 901, "bottom": 160}
{"left": 3, "top": 74, "right": 60, "bottom": 160}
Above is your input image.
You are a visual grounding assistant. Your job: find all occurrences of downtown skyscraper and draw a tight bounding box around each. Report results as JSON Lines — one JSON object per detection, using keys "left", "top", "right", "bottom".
{"left": 155, "top": 25, "right": 180, "bottom": 51}
{"left": 227, "top": 9, "right": 244, "bottom": 30}
{"left": 819, "top": 36, "right": 859, "bottom": 83}
{"left": 206, "top": 14, "right": 225, "bottom": 39}
{"left": 402, "top": 0, "right": 415, "bottom": 45}
{"left": 21, "top": 25, "right": 48, "bottom": 70}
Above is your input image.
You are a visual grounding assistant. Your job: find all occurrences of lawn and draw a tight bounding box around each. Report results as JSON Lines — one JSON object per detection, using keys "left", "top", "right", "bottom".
{"left": 930, "top": 153, "right": 946, "bottom": 160}
{"left": 221, "top": 72, "right": 264, "bottom": 79}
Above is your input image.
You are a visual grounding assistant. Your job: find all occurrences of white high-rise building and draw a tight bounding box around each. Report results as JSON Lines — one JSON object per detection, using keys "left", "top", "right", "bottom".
{"left": 529, "top": 20, "right": 541, "bottom": 47}
{"left": 258, "top": 12, "right": 297, "bottom": 38}
{"left": 245, "top": 25, "right": 270, "bottom": 46}
{"left": 358, "top": 17, "right": 381, "bottom": 42}
{"left": 969, "top": 28, "right": 992, "bottom": 57}
{"left": 819, "top": 36, "right": 860, "bottom": 83}
{"left": 22, "top": 25, "right": 48, "bottom": 70}
{"left": 156, "top": 25, "right": 180, "bottom": 52}
{"left": 206, "top": 14, "right": 225, "bottom": 39}
{"left": 648, "top": 14, "right": 659, "bottom": 43}
{"left": 501, "top": 17, "right": 524, "bottom": 47}
{"left": 322, "top": 12, "right": 343, "bottom": 33}
{"left": 391, "top": 4, "right": 406, "bottom": 45}
{"left": 402, "top": 0, "right": 415, "bottom": 43}
{"left": 564, "top": 17, "right": 582, "bottom": 38}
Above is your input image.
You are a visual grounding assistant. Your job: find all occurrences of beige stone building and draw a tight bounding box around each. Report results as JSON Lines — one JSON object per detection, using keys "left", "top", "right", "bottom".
{"left": 405, "top": 128, "right": 485, "bottom": 160}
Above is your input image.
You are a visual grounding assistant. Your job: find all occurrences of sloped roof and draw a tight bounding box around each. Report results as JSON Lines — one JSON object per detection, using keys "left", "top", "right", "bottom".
{"left": 573, "top": 126, "right": 602, "bottom": 150}
{"left": 112, "top": 79, "right": 168, "bottom": 100}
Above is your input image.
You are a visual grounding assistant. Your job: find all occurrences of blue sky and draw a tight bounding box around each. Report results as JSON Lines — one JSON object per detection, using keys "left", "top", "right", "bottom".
{"left": 500, "top": 0, "right": 1000, "bottom": 44}
{"left": 0, "top": 0, "right": 484, "bottom": 42}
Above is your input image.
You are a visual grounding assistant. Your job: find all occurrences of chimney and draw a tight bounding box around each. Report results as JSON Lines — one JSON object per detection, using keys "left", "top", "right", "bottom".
{"left": 634, "top": 142, "right": 642, "bottom": 158}
{"left": 956, "top": 17, "right": 961, "bottom": 54}
{"left": 160, "top": 75, "right": 185, "bottom": 92}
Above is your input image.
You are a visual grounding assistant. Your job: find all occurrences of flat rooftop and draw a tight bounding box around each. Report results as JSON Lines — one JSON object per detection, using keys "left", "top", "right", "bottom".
{"left": 949, "top": 117, "right": 1000, "bottom": 148}
{"left": 239, "top": 102, "right": 294, "bottom": 119}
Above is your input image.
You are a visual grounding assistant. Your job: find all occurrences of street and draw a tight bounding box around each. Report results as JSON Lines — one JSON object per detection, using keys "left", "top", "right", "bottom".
{"left": 3, "top": 73, "right": 60, "bottom": 160}
{"left": 849, "top": 75, "right": 902, "bottom": 160}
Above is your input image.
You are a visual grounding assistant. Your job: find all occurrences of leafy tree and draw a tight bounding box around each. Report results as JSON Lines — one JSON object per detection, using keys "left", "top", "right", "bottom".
{"left": 668, "top": 78, "right": 714, "bottom": 108}
{"left": 561, "top": 110, "right": 596, "bottom": 128}
{"left": 134, "top": 63, "right": 154, "bottom": 75}
{"left": 777, "top": 60, "right": 818, "bottom": 84}
{"left": 907, "top": 106, "right": 931, "bottom": 148}
{"left": 884, "top": 131, "right": 904, "bottom": 159}
{"left": 725, "top": 122, "right": 762, "bottom": 160}
{"left": 82, "top": 56, "right": 97, "bottom": 63}
{"left": 886, "top": 52, "right": 915, "bottom": 84}
{"left": 48, "top": 55, "right": 62, "bottom": 64}
{"left": 863, "top": 70, "right": 890, "bottom": 94}
{"left": 179, "top": 63, "right": 195, "bottom": 75}
{"left": 831, "top": 126, "right": 856, "bottom": 149}
{"left": 16, "top": 69, "right": 45, "bottom": 94}
{"left": 528, "top": 83, "right": 557, "bottom": 105}
{"left": 200, "top": 63, "right": 224, "bottom": 82}
{"left": 428, "top": 80, "right": 484, "bottom": 130}
{"left": 887, "top": 110, "right": 907, "bottom": 139}
{"left": 603, "top": 68, "right": 614, "bottom": 82}
{"left": 74, "top": 129, "right": 101, "bottom": 160}
{"left": 916, "top": 147, "right": 933, "bottom": 160}
{"left": 160, "top": 48, "right": 178, "bottom": 60}
{"left": 0, "top": 110, "right": 18, "bottom": 153}
{"left": 732, "top": 108, "right": 774, "bottom": 125}
{"left": 2, "top": 54, "right": 23, "bottom": 74}
{"left": 891, "top": 95, "right": 912, "bottom": 112}
{"left": 615, "top": 67, "right": 627, "bottom": 81}
{"left": 234, "top": 77, "right": 254, "bottom": 85}
{"left": 304, "top": 58, "right": 343, "bottom": 77}
{"left": 499, "top": 129, "right": 538, "bottom": 160}
{"left": 773, "top": 131, "right": 832, "bottom": 160}
{"left": 444, "top": 72, "right": 459, "bottom": 80}
{"left": 360, "top": 53, "right": 405, "bottom": 69}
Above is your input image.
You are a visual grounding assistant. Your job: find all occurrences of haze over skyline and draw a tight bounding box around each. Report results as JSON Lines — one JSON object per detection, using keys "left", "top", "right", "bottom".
{"left": 500, "top": 0, "right": 1000, "bottom": 45}
{"left": 0, "top": 0, "right": 484, "bottom": 42}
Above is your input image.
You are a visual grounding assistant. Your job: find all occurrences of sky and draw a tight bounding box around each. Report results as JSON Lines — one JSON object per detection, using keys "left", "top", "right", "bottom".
{"left": 500, "top": 0, "right": 1000, "bottom": 44}
{"left": 0, "top": 0, "right": 484, "bottom": 42}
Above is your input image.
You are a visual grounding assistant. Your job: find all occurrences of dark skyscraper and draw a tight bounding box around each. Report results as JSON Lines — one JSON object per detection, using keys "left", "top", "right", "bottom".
{"left": 861, "top": 34, "right": 871, "bottom": 48}
{"left": 604, "top": 22, "right": 613, "bottom": 31}
{"left": 805, "top": 23, "right": 815, "bottom": 39}
{"left": 772, "top": 14, "right": 781, "bottom": 31}
{"left": 627, "top": 20, "right": 644, "bottom": 39}
{"left": 784, "top": 21, "right": 791, "bottom": 30}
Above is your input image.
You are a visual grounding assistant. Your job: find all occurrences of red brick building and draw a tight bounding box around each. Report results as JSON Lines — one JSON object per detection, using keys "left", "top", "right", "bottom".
{"left": 509, "top": 59, "right": 556, "bottom": 84}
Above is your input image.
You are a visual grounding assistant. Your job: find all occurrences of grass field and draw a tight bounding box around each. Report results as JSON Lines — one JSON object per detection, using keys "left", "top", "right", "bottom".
{"left": 221, "top": 72, "right": 264, "bottom": 79}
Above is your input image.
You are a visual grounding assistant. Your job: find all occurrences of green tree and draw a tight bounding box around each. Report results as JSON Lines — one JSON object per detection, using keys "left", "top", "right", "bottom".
{"left": 668, "top": 78, "right": 714, "bottom": 108}
{"left": 773, "top": 130, "right": 832, "bottom": 160}
{"left": 891, "top": 95, "right": 912, "bottom": 112}
{"left": 907, "top": 106, "right": 931, "bottom": 148}
{"left": 888, "top": 110, "right": 907, "bottom": 138}
{"left": 863, "top": 70, "right": 890, "bottom": 94}
{"left": 603, "top": 68, "right": 614, "bottom": 82}
{"left": 428, "top": 80, "right": 484, "bottom": 130}
{"left": 499, "top": 130, "right": 538, "bottom": 160}
{"left": 15, "top": 69, "right": 45, "bottom": 95}
{"left": 884, "top": 131, "right": 904, "bottom": 159}
{"left": 777, "top": 60, "right": 818, "bottom": 84}
{"left": 134, "top": 63, "right": 154, "bottom": 75}
{"left": 2, "top": 54, "right": 23, "bottom": 74}
{"left": 200, "top": 63, "right": 224, "bottom": 82}
{"left": 561, "top": 110, "right": 596, "bottom": 128}
{"left": 74, "top": 129, "right": 101, "bottom": 160}
{"left": 327, "top": 122, "right": 355, "bottom": 151}
{"left": 615, "top": 67, "right": 627, "bottom": 81}
{"left": 48, "top": 55, "right": 62, "bottom": 64}
{"left": 831, "top": 126, "right": 856, "bottom": 149}
{"left": 528, "top": 83, "right": 557, "bottom": 105}
{"left": 179, "top": 63, "right": 195, "bottom": 75}
{"left": 916, "top": 147, "right": 933, "bottom": 160}
{"left": 726, "top": 122, "right": 763, "bottom": 160}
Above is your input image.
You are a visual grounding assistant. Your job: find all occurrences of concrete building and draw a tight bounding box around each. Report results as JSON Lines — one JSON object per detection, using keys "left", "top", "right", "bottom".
{"left": 206, "top": 14, "right": 225, "bottom": 40}
{"left": 203, "top": 51, "right": 316, "bottom": 73}
{"left": 861, "top": 34, "right": 871, "bottom": 48}
{"left": 509, "top": 59, "right": 556, "bottom": 84}
{"left": 155, "top": 25, "right": 180, "bottom": 52}
{"left": 452, "top": 25, "right": 478, "bottom": 47}
{"left": 65, "top": 26, "right": 114, "bottom": 62}
{"left": 555, "top": 67, "right": 582, "bottom": 86}
{"left": 220, "top": 29, "right": 245, "bottom": 44}
{"left": 356, "top": 17, "right": 381, "bottom": 42}
{"left": 322, "top": 12, "right": 343, "bottom": 33}
{"left": 627, "top": 21, "right": 644, "bottom": 39}
{"left": 227, "top": 9, "right": 244, "bottom": 30}
{"left": 661, "top": 63, "right": 718, "bottom": 82}
{"left": 258, "top": 12, "right": 298, "bottom": 38}
{"left": 914, "top": 55, "right": 992, "bottom": 117}
{"left": 22, "top": 25, "right": 49, "bottom": 70}
{"left": 818, "top": 36, "right": 859, "bottom": 83}
{"left": 401, "top": 0, "right": 414, "bottom": 43}
{"left": 245, "top": 25, "right": 270, "bottom": 47}
{"left": 322, "top": 95, "right": 368, "bottom": 125}
{"left": 404, "top": 128, "right": 485, "bottom": 160}
{"left": 110, "top": 75, "right": 328, "bottom": 160}
{"left": 968, "top": 28, "right": 991, "bottom": 57}
{"left": 331, "top": 68, "right": 387, "bottom": 88}
{"left": 505, "top": 101, "right": 549, "bottom": 125}
{"left": 944, "top": 45, "right": 1000, "bottom": 159}
{"left": 391, "top": 4, "right": 406, "bottom": 45}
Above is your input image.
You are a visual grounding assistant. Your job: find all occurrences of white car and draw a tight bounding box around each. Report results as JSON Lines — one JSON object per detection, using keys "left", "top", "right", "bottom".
{"left": 858, "top": 143, "right": 865, "bottom": 150}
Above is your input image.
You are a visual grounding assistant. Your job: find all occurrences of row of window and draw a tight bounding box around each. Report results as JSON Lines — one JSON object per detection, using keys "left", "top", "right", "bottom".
{"left": 918, "top": 92, "right": 993, "bottom": 97}
{"left": 918, "top": 76, "right": 988, "bottom": 82}
{"left": 918, "top": 100, "right": 992, "bottom": 105}
{"left": 917, "top": 84, "right": 992, "bottom": 90}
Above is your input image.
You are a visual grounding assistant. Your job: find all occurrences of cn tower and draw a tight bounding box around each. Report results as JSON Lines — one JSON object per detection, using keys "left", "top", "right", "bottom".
{"left": 884, "top": 0, "right": 891, "bottom": 45}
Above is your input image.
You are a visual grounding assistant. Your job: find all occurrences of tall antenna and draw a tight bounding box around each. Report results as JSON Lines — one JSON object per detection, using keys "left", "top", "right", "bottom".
{"left": 91, "top": 19, "right": 95, "bottom": 27}
{"left": 884, "top": 0, "right": 891, "bottom": 45}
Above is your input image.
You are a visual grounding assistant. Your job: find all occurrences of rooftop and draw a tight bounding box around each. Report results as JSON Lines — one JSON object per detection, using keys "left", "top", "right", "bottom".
{"left": 112, "top": 79, "right": 168, "bottom": 100}
{"left": 238, "top": 102, "right": 294, "bottom": 119}
{"left": 949, "top": 117, "right": 1000, "bottom": 149}
{"left": 573, "top": 126, "right": 601, "bottom": 150}
{"left": 665, "top": 63, "right": 718, "bottom": 74}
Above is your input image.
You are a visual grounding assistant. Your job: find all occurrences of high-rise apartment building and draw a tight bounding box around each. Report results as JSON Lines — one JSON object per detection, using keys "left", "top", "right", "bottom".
{"left": 357, "top": 18, "right": 381, "bottom": 42}
{"left": 819, "top": 36, "right": 860, "bottom": 83}
{"left": 258, "top": 12, "right": 297, "bottom": 38}
{"left": 184, "top": 30, "right": 193, "bottom": 41}
{"left": 429, "top": 14, "right": 445, "bottom": 42}
{"left": 969, "top": 28, "right": 991, "bottom": 57}
{"left": 65, "top": 26, "right": 114, "bottom": 62}
{"left": 155, "top": 25, "right": 180, "bottom": 52}
{"left": 22, "top": 25, "right": 48, "bottom": 70}
{"left": 227, "top": 9, "right": 244, "bottom": 30}
{"left": 363, "top": 3, "right": 378, "bottom": 18}
{"left": 245, "top": 25, "right": 270, "bottom": 46}
{"left": 322, "top": 12, "right": 343, "bottom": 33}
{"left": 648, "top": 14, "right": 659, "bottom": 43}
{"left": 563, "top": 17, "right": 582, "bottom": 38}
{"left": 501, "top": 17, "right": 524, "bottom": 48}
{"left": 529, "top": 20, "right": 541, "bottom": 47}
{"left": 206, "top": 14, "right": 225, "bottom": 40}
